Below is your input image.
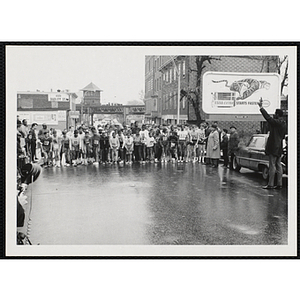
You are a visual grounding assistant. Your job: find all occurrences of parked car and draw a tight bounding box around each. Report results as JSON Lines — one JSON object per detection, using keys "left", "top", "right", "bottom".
{"left": 232, "top": 134, "right": 287, "bottom": 179}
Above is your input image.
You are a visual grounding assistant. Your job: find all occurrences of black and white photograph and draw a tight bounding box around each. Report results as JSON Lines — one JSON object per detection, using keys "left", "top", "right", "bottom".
{"left": 6, "top": 44, "right": 296, "bottom": 257}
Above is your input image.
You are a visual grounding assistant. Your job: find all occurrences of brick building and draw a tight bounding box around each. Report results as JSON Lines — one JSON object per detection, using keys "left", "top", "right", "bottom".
{"left": 159, "top": 56, "right": 189, "bottom": 124}
{"left": 144, "top": 55, "right": 189, "bottom": 125}
{"left": 144, "top": 56, "right": 162, "bottom": 124}
{"left": 144, "top": 55, "right": 285, "bottom": 138}
{"left": 17, "top": 90, "right": 78, "bottom": 130}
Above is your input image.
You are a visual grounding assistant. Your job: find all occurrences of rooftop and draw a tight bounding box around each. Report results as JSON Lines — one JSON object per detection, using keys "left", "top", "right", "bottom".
{"left": 81, "top": 82, "right": 102, "bottom": 92}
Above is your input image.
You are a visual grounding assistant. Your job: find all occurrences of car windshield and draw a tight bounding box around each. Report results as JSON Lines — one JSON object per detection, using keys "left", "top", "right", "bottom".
{"left": 247, "top": 136, "right": 266, "bottom": 149}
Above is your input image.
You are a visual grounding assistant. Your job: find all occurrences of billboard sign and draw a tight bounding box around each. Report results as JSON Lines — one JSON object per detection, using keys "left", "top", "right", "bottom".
{"left": 95, "top": 106, "right": 124, "bottom": 114}
{"left": 17, "top": 111, "right": 59, "bottom": 125}
{"left": 48, "top": 93, "right": 69, "bottom": 102}
{"left": 202, "top": 72, "right": 280, "bottom": 114}
{"left": 32, "top": 111, "right": 58, "bottom": 125}
{"left": 128, "top": 106, "right": 145, "bottom": 114}
{"left": 69, "top": 111, "right": 80, "bottom": 119}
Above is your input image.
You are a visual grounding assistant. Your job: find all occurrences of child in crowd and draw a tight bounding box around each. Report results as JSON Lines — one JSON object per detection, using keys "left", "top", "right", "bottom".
{"left": 177, "top": 125, "right": 188, "bottom": 162}
{"left": 52, "top": 130, "right": 62, "bottom": 167}
{"left": 154, "top": 129, "right": 162, "bottom": 163}
{"left": 60, "top": 130, "right": 70, "bottom": 166}
{"left": 189, "top": 126, "right": 199, "bottom": 163}
{"left": 77, "top": 126, "right": 85, "bottom": 164}
{"left": 82, "top": 130, "right": 92, "bottom": 165}
{"left": 146, "top": 131, "right": 156, "bottom": 162}
{"left": 69, "top": 130, "right": 81, "bottom": 167}
{"left": 139, "top": 125, "right": 148, "bottom": 163}
{"left": 102, "top": 131, "right": 111, "bottom": 164}
{"left": 109, "top": 131, "right": 120, "bottom": 164}
{"left": 90, "top": 127, "right": 101, "bottom": 164}
{"left": 124, "top": 131, "right": 134, "bottom": 164}
{"left": 160, "top": 128, "right": 169, "bottom": 163}
{"left": 197, "top": 123, "right": 206, "bottom": 163}
{"left": 117, "top": 130, "right": 125, "bottom": 164}
{"left": 168, "top": 130, "right": 179, "bottom": 163}
{"left": 133, "top": 131, "right": 142, "bottom": 163}
{"left": 110, "top": 131, "right": 120, "bottom": 164}
{"left": 41, "top": 131, "right": 53, "bottom": 167}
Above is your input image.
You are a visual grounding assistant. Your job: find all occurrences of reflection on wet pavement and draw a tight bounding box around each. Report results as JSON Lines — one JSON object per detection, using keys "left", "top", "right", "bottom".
{"left": 28, "top": 163, "right": 288, "bottom": 245}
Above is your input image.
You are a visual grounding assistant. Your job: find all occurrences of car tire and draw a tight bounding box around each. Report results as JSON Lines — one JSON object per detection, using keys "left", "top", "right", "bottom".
{"left": 232, "top": 155, "right": 241, "bottom": 172}
{"left": 261, "top": 165, "right": 269, "bottom": 180}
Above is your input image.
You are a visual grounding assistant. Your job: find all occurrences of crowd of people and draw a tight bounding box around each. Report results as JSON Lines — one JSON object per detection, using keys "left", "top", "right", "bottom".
{"left": 17, "top": 117, "right": 241, "bottom": 169}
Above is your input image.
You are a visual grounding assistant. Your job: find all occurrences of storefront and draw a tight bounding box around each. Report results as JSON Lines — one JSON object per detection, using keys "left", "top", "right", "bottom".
{"left": 17, "top": 91, "right": 78, "bottom": 130}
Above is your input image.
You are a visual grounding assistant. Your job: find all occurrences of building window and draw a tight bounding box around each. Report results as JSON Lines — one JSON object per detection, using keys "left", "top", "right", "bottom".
{"left": 178, "top": 63, "right": 181, "bottom": 78}
{"left": 182, "top": 60, "right": 186, "bottom": 77}
{"left": 172, "top": 92, "right": 175, "bottom": 109}
{"left": 174, "top": 67, "right": 176, "bottom": 81}
{"left": 166, "top": 95, "right": 168, "bottom": 110}
{"left": 169, "top": 69, "right": 172, "bottom": 83}
{"left": 166, "top": 70, "right": 169, "bottom": 82}
{"left": 183, "top": 97, "right": 186, "bottom": 109}
{"left": 174, "top": 93, "right": 177, "bottom": 109}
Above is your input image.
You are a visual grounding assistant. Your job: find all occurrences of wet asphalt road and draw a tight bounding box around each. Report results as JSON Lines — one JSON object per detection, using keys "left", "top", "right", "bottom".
{"left": 26, "top": 162, "right": 288, "bottom": 245}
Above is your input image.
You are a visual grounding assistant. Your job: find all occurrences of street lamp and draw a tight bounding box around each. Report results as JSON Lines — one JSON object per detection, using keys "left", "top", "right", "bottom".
{"left": 170, "top": 56, "right": 181, "bottom": 124}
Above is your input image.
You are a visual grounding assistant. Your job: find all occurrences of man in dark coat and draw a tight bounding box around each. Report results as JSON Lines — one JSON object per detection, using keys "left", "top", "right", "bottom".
{"left": 220, "top": 128, "right": 229, "bottom": 168}
{"left": 28, "top": 123, "right": 38, "bottom": 161}
{"left": 258, "top": 98, "right": 286, "bottom": 189}
{"left": 228, "top": 125, "right": 239, "bottom": 169}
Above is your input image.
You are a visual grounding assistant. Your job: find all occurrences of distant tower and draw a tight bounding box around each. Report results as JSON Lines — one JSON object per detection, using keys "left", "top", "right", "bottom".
{"left": 81, "top": 82, "right": 102, "bottom": 106}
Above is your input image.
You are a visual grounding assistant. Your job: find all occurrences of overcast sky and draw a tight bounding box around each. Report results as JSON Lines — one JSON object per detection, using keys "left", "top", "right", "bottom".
{"left": 7, "top": 46, "right": 147, "bottom": 104}
{"left": 6, "top": 45, "right": 295, "bottom": 107}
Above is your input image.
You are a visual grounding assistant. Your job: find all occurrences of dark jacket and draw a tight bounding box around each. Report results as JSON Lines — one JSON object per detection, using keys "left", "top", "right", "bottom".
{"left": 228, "top": 131, "right": 239, "bottom": 155}
{"left": 260, "top": 108, "right": 286, "bottom": 157}
{"left": 220, "top": 134, "right": 229, "bottom": 150}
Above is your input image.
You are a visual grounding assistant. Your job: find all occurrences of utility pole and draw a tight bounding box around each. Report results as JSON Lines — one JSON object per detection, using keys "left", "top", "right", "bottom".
{"left": 170, "top": 56, "right": 181, "bottom": 124}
